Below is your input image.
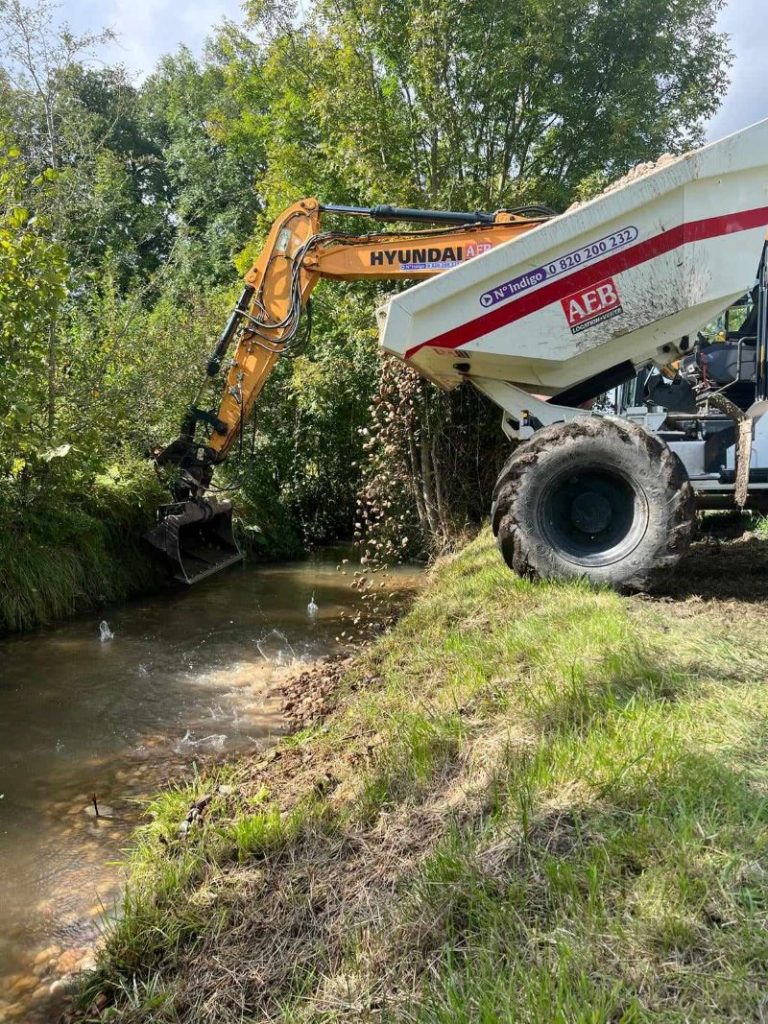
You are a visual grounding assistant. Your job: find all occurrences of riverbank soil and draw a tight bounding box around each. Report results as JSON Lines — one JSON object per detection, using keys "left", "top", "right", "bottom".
{"left": 72, "top": 526, "right": 768, "bottom": 1022}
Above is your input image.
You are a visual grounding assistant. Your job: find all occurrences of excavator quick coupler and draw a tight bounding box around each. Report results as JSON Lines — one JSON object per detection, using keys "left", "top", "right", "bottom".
{"left": 145, "top": 498, "right": 242, "bottom": 585}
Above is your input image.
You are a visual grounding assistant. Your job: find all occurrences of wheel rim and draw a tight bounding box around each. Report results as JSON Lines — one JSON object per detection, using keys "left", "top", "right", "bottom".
{"left": 537, "top": 465, "right": 649, "bottom": 567}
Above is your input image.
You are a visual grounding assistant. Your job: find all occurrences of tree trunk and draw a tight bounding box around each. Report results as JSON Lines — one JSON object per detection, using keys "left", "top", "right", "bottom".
{"left": 431, "top": 432, "right": 450, "bottom": 535}
{"left": 419, "top": 428, "right": 440, "bottom": 537}
{"left": 407, "top": 427, "right": 430, "bottom": 530}
{"left": 46, "top": 323, "right": 56, "bottom": 441}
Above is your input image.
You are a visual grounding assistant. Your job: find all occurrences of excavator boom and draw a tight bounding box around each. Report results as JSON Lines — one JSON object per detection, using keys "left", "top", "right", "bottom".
{"left": 147, "top": 198, "right": 548, "bottom": 582}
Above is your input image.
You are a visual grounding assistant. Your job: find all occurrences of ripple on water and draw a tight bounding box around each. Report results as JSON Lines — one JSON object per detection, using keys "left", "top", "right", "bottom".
{"left": 0, "top": 549, "right": 421, "bottom": 1020}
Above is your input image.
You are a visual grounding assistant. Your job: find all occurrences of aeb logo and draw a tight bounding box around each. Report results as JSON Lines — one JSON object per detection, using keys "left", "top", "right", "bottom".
{"left": 560, "top": 277, "right": 623, "bottom": 334}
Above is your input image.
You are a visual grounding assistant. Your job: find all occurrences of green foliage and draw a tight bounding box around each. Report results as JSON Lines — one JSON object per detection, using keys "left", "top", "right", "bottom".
{"left": 0, "top": 138, "right": 66, "bottom": 466}
{"left": 246, "top": 0, "right": 731, "bottom": 210}
{"left": 0, "top": 0, "right": 733, "bottom": 628}
{"left": 0, "top": 459, "right": 167, "bottom": 631}
{"left": 233, "top": 286, "right": 380, "bottom": 548}
{"left": 140, "top": 35, "right": 267, "bottom": 289}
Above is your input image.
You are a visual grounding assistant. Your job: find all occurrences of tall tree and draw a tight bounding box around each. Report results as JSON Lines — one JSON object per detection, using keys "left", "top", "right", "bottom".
{"left": 140, "top": 29, "right": 268, "bottom": 289}
{"left": 235, "top": 0, "right": 732, "bottom": 552}
{"left": 0, "top": 0, "right": 114, "bottom": 169}
{"left": 247, "top": 0, "right": 731, "bottom": 210}
{"left": 0, "top": 139, "right": 66, "bottom": 476}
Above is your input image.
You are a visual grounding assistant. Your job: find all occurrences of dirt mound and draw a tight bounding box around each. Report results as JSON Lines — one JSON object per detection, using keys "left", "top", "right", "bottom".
{"left": 644, "top": 523, "right": 768, "bottom": 607}
{"left": 279, "top": 656, "right": 353, "bottom": 732}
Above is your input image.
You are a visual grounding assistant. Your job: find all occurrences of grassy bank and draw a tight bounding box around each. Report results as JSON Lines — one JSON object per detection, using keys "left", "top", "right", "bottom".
{"left": 75, "top": 530, "right": 768, "bottom": 1022}
{"left": 0, "top": 469, "right": 170, "bottom": 634}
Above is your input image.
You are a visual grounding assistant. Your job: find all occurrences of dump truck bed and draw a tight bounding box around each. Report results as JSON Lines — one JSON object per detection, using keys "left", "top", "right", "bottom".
{"left": 379, "top": 119, "right": 768, "bottom": 395}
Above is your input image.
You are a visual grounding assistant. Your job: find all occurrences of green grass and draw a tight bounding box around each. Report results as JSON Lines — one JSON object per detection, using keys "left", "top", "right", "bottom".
{"left": 749, "top": 512, "right": 768, "bottom": 541}
{"left": 0, "top": 468, "right": 169, "bottom": 633}
{"left": 75, "top": 532, "right": 768, "bottom": 1023}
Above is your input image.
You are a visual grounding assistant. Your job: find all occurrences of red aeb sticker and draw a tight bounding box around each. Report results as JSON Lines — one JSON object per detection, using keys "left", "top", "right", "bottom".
{"left": 560, "top": 277, "right": 623, "bottom": 334}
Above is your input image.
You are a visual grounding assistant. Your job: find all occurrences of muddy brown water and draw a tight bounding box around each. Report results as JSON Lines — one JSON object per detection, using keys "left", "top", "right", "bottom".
{"left": 0, "top": 549, "right": 419, "bottom": 1022}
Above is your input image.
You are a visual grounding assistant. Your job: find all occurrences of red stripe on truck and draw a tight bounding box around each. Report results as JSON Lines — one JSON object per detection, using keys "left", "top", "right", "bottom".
{"left": 403, "top": 205, "right": 768, "bottom": 360}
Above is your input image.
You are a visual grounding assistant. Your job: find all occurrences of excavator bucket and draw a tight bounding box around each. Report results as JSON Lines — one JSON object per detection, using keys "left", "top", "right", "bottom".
{"left": 145, "top": 498, "right": 242, "bottom": 584}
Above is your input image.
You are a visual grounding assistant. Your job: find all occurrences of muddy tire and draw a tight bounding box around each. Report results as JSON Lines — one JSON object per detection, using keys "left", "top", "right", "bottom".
{"left": 491, "top": 417, "right": 695, "bottom": 591}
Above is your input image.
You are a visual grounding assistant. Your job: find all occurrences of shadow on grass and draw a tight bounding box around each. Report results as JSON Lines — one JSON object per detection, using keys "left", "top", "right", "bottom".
{"left": 650, "top": 534, "right": 768, "bottom": 603}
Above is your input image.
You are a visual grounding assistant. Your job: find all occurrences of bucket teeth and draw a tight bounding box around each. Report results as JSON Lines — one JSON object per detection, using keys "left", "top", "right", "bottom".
{"left": 145, "top": 498, "right": 243, "bottom": 584}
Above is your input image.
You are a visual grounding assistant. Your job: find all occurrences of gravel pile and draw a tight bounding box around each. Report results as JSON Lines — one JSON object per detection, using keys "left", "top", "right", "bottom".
{"left": 568, "top": 151, "right": 682, "bottom": 211}
{"left": 280, "top": 656, "right": 354, "bottom": 732}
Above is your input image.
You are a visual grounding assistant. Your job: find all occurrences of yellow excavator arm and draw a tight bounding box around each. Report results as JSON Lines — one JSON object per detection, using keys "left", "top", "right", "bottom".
{"left": 209, "top": 198, "right": 546, "bottom": 459}
{"left": 148, "top": 198, "right": 550, "bottom": 582}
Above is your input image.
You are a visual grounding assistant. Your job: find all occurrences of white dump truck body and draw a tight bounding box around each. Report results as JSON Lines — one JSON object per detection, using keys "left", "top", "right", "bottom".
{"left": 379, "top": 119, "right": 768, "bottom": 398}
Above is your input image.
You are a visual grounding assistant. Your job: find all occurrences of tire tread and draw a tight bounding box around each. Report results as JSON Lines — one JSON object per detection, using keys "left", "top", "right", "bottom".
{"left": 492, "top": 417, "right": 695, "bottom": 591}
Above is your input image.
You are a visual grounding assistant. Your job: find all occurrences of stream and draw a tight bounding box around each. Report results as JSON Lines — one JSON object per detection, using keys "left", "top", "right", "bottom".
{"left": 0, "top": 549, "right": 419, "bottom": 1022}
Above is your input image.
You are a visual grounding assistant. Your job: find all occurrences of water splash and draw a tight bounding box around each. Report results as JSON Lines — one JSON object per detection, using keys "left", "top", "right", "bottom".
{"left": 174, "top": 729, "right": 193, "bottom": 752}
{"left": 98, "top": 621, "right": 114, "bottom": 642}
{"left": 202, "top": 734, "right": 227, "bottom": 751}
{"left": 256, "top": 629, "right": 297, "bottom": 666}
{"left": 174, "top": 730, "right": 227, "bottom": 754}
{"left": 307, "top": 593, "right": 319, "bottom": 618}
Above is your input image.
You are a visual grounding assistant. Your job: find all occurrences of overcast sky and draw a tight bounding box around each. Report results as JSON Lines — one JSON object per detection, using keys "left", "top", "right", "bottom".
{"left": 61, "top": 0, "right": 245, "bottom": 75}
{"left": 705, "top": 0, "right": 767, "bottom": 139}
{"left": 61, "top": 0, "right": 766, "bottom": 141}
